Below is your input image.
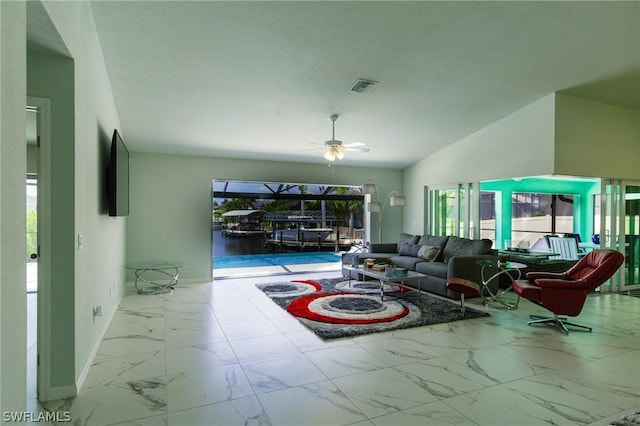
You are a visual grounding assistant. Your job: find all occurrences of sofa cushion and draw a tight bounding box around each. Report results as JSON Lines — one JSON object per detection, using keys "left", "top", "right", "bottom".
{"left": 390, "top": 256, "right": 426, "bottom": 270}
{"left": 398, "top": 243, "right": 422, "bottom": 257}
{"left": 442, "top": 236, "right": 493, "bottom": 262}
{"left": 370, "top": 243, "right": 399, "bottom": 253}
{"left": 397, "top": 233, "right": 420, "bottom": 252}
{"left": 415, "top": 261, "right": 448, "bottom": 279}
{"left": 417, "top": 245, "right": 440, "bottom": 261}
{"left": 417, "top": 235, "right": 450, "bottom": 261}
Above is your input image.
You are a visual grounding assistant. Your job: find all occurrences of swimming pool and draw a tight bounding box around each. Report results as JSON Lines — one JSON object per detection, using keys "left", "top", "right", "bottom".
{"left": 213, "top": 252, "right": 342, "bottom": 269}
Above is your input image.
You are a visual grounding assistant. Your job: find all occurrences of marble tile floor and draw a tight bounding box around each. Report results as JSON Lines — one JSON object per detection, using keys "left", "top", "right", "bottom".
{"left": 212, "top": 261, "right": 342, "bottom": 279}
{"left": 30, "top": 272, "right": 640, "bottom": 425}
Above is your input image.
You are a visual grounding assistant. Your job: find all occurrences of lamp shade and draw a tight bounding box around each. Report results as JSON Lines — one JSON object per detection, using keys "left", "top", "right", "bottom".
{"left": 362, "top": 183, "right": 376, "bottom": 195}
{"left": 368, "top": 201, "right": 381, "bottom": 212}
{"left": 324, "top": 150, "right": 336, "bottom": 161}
{"left": 389, "top": 195, "right": 406, "bottom": 206}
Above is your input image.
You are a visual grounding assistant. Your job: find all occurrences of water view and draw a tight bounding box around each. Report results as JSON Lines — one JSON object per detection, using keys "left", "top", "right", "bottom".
{"left": 212, "top": 229, "right": 342, "bottom": 269}
{"left": 212, "top": 229, "right": 268, "bottom": 257}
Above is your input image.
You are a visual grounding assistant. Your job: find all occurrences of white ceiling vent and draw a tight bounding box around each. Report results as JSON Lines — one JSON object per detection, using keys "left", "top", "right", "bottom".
{"left": 350, "top": 78, "right": 378, "bottom": 94}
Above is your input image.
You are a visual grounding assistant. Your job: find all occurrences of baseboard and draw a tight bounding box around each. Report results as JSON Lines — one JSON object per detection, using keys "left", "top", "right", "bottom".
{"left": 38, "top": 384, "right": 77, "bottom": 402}
{"left": 178, "top": 276, "right": 214, "bottom": 285}
{"left": 74, "top": 299, "right": 119, "bottom": 394}
{"left": 124, "top": 276, "right": 213, "bottom": 291}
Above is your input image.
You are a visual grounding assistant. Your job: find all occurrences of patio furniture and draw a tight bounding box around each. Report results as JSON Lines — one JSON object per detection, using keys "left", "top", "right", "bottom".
{"left": 548, "top": 236, "right": 581, "bottom": 260}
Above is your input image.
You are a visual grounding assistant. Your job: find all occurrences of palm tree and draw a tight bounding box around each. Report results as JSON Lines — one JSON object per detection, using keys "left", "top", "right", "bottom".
{"left": 219, "top": 198, "right": 255, "bottom": 213}
{"left": 261, "top": 199, "right": 292, "bottom": 212}
{"left": 327, "top": 187, "right": 364, "bottom": 238}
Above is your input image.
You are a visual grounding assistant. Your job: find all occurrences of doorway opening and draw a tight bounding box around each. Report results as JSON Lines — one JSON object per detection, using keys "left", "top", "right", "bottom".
{"left": 26, "top": 177, "right": 38, "bottom": 292}
{"left": 212, "top": 180, "right": 365, "bottom": 278}
{"left": 26, "top": 105, "right": 40, "bottom": 405}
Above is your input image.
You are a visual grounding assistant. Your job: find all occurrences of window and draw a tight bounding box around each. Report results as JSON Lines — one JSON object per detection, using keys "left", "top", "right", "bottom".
{"left": 429, "top": 183, "right": 480, "bottom": 239}
{"left": 510, "top": 193, "right": 574, "bottom": 248}
{"left": 480, "top": 191, "right": 497, "bottom": 243}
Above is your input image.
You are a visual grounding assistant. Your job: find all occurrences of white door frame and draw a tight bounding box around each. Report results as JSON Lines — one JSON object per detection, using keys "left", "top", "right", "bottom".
{"left": 428, "top": 182, "right": 480, "bottom": 238}
{"left": 611, "top": 180, "right": 640, "bottom": 292}
{"left": 27, "top": 96, "right": 53, "bottom": 401}
{"left": 599, "top": 179, "right": 640, "bottom": 293}
{"left": 620, "top": 181, "right": 640, "bottom": 292}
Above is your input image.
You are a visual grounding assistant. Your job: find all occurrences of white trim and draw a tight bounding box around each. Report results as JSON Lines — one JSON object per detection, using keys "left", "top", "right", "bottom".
{"left": 40, "top": 385, "right": 77, "bottom": 402}
{"left": 619, "top": 180, "right": 640, "bottom": 292}
{"left": 27, "top": 97, "right": 54, "bottom": 401}
{"left": 75, "top": 301, "right": 118, "bottom": 393}
{"left": 124, "top": 276, "right": 214, "bottom": 290}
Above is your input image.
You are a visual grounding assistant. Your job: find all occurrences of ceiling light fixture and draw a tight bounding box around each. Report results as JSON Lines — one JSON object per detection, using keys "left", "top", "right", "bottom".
{"left": 296, "top": 114, "right": 369, "bottom": 163}
{"left": 324, "top": 142, "right": 345, "bottom": 162}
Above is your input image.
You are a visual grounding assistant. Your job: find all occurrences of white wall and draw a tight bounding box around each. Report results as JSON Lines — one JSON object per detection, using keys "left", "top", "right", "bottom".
{"left": 555, "top": 93, "right": 640, "bottom": 179}
{"left": 403, "top": 94, "right": 557, "bottom": 235}
{"left": 127, "top": 153, "right": 404, "bottom": 281}
{"left": 27, "top": 1, "right": 124, "bottom": 398}
{"left": 0, "top": 0, "right": 28, "bottom": 415}
{"left": 402, "top": 93, "right": 640, "bottom": 238}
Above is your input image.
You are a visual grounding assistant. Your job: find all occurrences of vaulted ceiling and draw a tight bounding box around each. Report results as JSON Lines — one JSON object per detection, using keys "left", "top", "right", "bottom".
{"left": 88, "top": 1, "right": 640, "bottom": 169}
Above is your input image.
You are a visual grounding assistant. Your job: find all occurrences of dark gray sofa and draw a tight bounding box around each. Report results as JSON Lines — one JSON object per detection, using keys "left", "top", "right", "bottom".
{"left": 342, "top": 233, "right": 498, "bottom": 299}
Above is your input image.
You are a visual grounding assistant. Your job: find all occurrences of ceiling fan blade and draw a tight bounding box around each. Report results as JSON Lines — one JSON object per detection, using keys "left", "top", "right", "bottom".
{"left": 344, "top": 147, "right": 370, "bottom": 153}
{"left": 343, "top": 141, "right": 366, "bottom": 148}
{"left": 296, "top": 146, "right": 325, "bottom": 152}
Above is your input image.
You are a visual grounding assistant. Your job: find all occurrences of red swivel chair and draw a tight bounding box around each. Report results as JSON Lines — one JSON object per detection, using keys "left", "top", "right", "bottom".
{"left": 512, "top": 249, "right": 624, "bottom": 334}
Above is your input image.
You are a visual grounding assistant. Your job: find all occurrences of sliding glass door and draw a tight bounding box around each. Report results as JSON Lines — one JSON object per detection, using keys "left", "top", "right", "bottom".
{"left": 624, "top": 184, "right": 640, "bottom": 290}
{"left": 599, "top": 180, "right": 640, "bottom": 292}
{"left": 429, "top": 183, "right": 480, "bottom": 239}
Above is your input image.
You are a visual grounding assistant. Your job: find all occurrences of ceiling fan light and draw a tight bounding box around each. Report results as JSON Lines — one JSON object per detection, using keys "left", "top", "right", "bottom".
{"left": 336, "top": 151, "right": 345, "bottom": 160}
{"left": 324, "top": 150, "right": 336, "bottom": 161}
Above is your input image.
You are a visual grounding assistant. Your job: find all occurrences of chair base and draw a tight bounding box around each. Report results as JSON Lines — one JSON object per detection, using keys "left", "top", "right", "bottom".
{"left": 528, "top": 314, "right": 593, "bottom": 334}
{"left": 446, "top": 278, "right": 481, "bottom": 315}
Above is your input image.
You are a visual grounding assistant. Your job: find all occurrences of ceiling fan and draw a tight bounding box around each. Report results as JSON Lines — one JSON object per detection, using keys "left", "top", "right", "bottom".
{"left": 301, "top": 114, "right": 370, "bottom": 161}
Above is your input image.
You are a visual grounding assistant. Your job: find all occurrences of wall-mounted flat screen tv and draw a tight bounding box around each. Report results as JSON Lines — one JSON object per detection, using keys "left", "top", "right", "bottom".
{"left": 107, "top": 129, "right": 130, "bottom": 217}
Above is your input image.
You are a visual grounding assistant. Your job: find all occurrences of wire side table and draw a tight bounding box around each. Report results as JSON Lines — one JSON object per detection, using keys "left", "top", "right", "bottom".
{"left": 125, "top": 261, "right": 185, "bottom": 294}
{"left": 476, "top": 260, "right": 526, "bottom": 309}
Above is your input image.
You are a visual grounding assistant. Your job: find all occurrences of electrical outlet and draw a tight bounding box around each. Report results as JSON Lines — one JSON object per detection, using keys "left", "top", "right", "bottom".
{"left": 93, "top": 305, "right": 103, "bottom": 318}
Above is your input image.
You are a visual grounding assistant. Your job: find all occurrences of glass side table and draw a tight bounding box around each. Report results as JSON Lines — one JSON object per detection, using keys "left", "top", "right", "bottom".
{"left": 125, "top": 261, "right": 185, "bottom": 294}
{"left": 476, "top": 260, "right": 526, "bottom": 309}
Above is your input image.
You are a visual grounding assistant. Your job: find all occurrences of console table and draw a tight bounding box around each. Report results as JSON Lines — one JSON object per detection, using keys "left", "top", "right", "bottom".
{"left": 125, "top": 261, "right": 185, "bottom": 294}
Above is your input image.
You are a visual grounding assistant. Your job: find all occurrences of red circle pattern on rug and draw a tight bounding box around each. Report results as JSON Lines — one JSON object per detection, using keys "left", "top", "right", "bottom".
{"left": 287, "top": 292, "right": 410, "bottom": 325}
{"left": 290, "top": 279, "right": 323, "bottom": 292}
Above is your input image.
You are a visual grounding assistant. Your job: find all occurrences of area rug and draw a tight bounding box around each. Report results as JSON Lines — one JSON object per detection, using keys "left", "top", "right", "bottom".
{"left": 610, "top": 410, "right": 640, "bottom": 425}
{"left": 256, "top": 277, "right": 489, "bottom": 339}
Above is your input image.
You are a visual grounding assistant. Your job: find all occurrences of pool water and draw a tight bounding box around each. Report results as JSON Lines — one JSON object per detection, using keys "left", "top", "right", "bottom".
{"left": 213, "top": 252, "right": 342, "bottom": 269}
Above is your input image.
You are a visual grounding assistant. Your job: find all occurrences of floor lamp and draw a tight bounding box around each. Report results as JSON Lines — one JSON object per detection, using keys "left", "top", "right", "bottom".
{"left": 362, "top": 183, "right": 406, "bottom": 243}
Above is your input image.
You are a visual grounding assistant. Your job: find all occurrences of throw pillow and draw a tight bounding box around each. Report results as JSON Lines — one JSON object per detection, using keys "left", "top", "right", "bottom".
{"left": 417, "top": 235, "right": 449, "bottom": 261}
{"left": 417, "top": 245, "right": 440, "bottom": 262}
{"left": 396, "top": 233, "right": 420, "bottom": 252}
{"left": 442, "top": 236, "right": 493, "bottom": 262}
{"left": 398, "top": 243, "right": 422, "bottom": 257}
